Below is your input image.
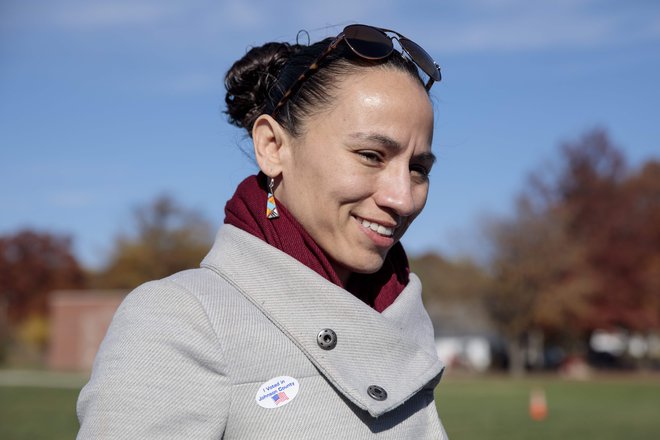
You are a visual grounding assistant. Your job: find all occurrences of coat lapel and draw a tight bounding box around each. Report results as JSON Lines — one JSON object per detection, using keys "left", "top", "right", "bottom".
{"left": 201, "top": 225, "right": 444, "bottom": 417}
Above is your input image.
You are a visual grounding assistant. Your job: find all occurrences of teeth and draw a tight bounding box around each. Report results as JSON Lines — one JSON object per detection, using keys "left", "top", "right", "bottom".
{"left": 358, "top": 218, "right": 394, "bottom": 237}
{"left": 377, "top": 225, "right": 391, "bottom": 235}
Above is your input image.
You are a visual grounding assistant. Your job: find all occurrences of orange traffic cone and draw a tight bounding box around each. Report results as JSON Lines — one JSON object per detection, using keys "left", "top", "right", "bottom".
{"left": 529, "top": 388, "right": 548, "bottom": 421}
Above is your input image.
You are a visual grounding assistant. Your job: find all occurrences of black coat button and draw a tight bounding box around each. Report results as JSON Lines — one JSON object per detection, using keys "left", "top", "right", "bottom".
{"left": 317, "top": 329, "right": 337, "bottom": 350}
{"left": 367, "top": 385, "right": 388, "bottom": 401}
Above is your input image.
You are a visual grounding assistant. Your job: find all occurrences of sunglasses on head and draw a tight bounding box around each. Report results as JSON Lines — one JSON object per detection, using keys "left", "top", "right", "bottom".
{"left": 271, "top": 24, "right": 441, "bottom": 115}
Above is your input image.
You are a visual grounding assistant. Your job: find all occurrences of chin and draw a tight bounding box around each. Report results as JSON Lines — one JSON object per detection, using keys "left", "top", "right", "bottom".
{"left": 342, "top": 253, "right": 387, "bottom": 275}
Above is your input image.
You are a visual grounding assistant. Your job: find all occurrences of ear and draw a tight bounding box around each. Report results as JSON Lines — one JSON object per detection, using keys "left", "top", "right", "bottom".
{"left": 252, "top": 114, "right": 290, "bottom": 178}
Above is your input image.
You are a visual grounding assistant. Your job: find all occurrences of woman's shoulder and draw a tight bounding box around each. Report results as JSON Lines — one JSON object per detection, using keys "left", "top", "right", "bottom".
{"left": 116, "top": 266, "right": 243, "bottom": 320}
{"left": 78, "top": 268, "right": 233, "bottom": 438}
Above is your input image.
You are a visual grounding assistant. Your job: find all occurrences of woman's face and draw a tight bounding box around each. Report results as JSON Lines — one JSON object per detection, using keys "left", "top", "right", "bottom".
{"left": 275, "top": 68, "right": 435, "bottom": 282}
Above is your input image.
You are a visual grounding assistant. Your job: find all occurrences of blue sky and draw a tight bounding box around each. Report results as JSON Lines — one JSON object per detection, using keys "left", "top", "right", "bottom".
{"left": 1, "top": 0, "right": 659, "bottom": 268}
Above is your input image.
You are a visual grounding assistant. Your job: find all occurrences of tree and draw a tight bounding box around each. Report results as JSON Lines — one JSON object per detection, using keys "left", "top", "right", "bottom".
{"left": 532, "top": 130, "right": 660, "bottom": 332}
{"left": 485, "top": 201, "right": 594, "bottom": 374}
{"left": 593, "top": 159, "right": 660, "bottom": 331}
{"left": 625, "top": 161, "right": 660, "bottom": 329}
{"left": 0, "top": 230, "right": 85, "bottom": 324}
{"left": 95, "top": 195, "right": 214, "bottom": 289}
{"left": 411, "top": 253, "right": 497, "bottom": 371}
{"left": 412, "top": 253, "right": 490, "bottom": 306}
{"left": 483, "top": 128, "right": 660, "bottom": 372}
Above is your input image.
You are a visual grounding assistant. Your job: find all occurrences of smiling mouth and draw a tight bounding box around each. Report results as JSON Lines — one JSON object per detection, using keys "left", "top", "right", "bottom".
{"left": 355, "top": 216, "right": 396, "bottom": 237}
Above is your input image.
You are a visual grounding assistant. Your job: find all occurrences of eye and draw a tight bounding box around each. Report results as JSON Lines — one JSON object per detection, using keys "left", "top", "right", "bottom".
{"left": 357, "top": 150, "right": 384, "bottom": 164}
{"left": 410, "top": 164, "right": 431, "bottom": 182}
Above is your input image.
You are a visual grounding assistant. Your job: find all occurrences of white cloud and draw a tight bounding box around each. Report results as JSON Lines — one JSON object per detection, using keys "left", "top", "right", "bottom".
{"left": 0, "top": 0, "right": 186, "bottom": 31}
{"left": 435, "top": 10, "right": 616, "bottom": 52}
{"left": 220, "top": 1, "right": 267, "bottom": 30}
{"left": 4, "top": 0, "right": 658, "bottom": 54}
{"left": 49, "top": 190, "right": 95, "bottom": 208}
{"left": 51, "top": 2, "right": 181, "bottom": 29}
{"left": 418, "top": 0, "right": 660, "bottom": 53}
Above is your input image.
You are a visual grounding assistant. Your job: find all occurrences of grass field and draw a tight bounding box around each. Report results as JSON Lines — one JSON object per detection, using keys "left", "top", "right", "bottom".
{"left": 437, "top": 375, "right": 660, "bottom": 439}
{"left": 0, "top": 386, "right": 81, "bottom": 440}
{"left": 1, "top": 373, "right": 659, "bottom": 439}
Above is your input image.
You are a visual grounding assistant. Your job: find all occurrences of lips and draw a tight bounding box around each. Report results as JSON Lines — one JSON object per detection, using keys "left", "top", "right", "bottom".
{"left": 355, "top": 216, "right": 396, "bottom": 237}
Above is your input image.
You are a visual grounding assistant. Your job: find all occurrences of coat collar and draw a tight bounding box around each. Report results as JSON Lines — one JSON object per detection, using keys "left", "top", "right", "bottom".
{"left": 201, "top": 225, "right": 444, "bottom": 417}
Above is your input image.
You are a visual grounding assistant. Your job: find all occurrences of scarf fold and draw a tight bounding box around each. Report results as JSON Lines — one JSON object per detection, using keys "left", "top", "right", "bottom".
{"left": 224, "top": 174, "right": 409, "bottom": 312}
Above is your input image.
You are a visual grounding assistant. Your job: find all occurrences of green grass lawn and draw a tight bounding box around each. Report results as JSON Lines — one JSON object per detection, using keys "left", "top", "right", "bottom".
{"left": 1, "top": 374, "right": 659, "bottom": 439}
{"left": 0, "top": 386, "right": 81, "bottom": 440}
{"left": 436, "top": 375, "right": 660, "bottom": 439}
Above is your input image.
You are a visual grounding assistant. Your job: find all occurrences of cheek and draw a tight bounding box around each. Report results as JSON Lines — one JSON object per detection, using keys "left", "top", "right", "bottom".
{"left": 286, "top": 156, "right": 363, "bottom": 217}
{"left": 413, "top": 184, "right": 430, "bottom": 214}
{"left": 286, "top": 154, "right": 330, "bottom": 198}
{"left": 398, "top": 186, "right": 429, "bottom": 238}
{"left": 325, "top": 179, "right": 369, "bottom": 213}
{"left": 322, "top": 164, "right": 371, "bottom": 204}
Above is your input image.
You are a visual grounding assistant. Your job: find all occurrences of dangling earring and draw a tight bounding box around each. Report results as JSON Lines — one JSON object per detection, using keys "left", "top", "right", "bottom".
{"left": 266, "top": 176, "right": 279, "bottom": 219}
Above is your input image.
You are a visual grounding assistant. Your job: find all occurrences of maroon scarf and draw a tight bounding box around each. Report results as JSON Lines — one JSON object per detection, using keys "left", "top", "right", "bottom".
{"left": 224, "top": 174, "right": 410, "bottom": 312}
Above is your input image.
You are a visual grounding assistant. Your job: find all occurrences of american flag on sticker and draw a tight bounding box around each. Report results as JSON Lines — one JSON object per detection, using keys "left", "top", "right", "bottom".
{"left": 272, "top": 392, "right": 289, "bottom": 405}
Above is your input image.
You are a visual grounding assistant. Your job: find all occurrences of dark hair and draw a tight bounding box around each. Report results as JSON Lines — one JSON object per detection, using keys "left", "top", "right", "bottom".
{"left": 224, "top": 35, "right": 425, "bottom": 138}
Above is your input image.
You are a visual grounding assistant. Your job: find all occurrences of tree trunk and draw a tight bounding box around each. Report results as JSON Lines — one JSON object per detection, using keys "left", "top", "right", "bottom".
{"left": 508, "top": 338, "right": 526, "bottom": 376}
{"left": 527, "top": 329, "right": 545, "bottom": 370}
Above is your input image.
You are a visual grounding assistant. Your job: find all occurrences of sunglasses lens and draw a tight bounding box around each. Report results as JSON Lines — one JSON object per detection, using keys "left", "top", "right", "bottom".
{"left": 400, "top": 38, "right": 441, "bottom": 82}
{"left": 343, "top": 24, "right": 393, "bottom": 59}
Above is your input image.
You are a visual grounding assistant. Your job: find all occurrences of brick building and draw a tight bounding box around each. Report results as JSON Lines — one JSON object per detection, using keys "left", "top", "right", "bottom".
{"left": 48, "top": 290, "right": 127, "bottom": 371}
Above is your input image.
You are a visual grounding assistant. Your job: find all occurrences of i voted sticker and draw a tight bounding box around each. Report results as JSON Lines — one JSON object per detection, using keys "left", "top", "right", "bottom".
{"left": 255, "top": 376, "right": 299, "bottom": 409}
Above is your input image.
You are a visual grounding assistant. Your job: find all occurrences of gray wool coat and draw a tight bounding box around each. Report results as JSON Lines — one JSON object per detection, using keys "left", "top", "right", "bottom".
{"left": 77, "top": 225, "right": 448, "bottom": 439}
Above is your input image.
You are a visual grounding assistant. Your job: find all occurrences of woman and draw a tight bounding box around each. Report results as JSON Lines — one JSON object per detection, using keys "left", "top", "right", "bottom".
{"left": 77, "top": 24, "right": 447, "bottom": 439}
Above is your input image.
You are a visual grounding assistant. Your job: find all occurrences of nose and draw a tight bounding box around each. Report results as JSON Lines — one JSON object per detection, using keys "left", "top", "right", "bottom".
{"left": 374, "top": 166, "right": 417, "bottom": 217}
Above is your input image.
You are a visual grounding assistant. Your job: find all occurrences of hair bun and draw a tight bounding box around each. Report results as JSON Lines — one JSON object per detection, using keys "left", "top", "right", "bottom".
{"left": 224, "top": 42, "right": 300, "bottom": 134}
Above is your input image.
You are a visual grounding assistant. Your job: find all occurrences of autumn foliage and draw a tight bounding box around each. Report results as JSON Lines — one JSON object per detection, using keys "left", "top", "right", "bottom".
{"left": 525, "top": 129, "right": 660, "bottom": 333}
{"left": 1, "top": 128, "right": 657, "bottom": 371}
{"left": 414, "top": 129, "right": 659, "bottom": 372}
{"left": 0, "top": 230, "right": 86, "bottom": 324}
{"left": 93, "top": 195, "right": 214, "bottom": 289}
{"left": 478, "top": 129, "right": 659, "bottom": 370}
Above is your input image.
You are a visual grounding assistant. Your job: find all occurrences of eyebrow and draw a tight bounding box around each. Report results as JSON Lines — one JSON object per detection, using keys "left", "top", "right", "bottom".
{"left": 348, "top": 132, "right": 436, "bottom": 164}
